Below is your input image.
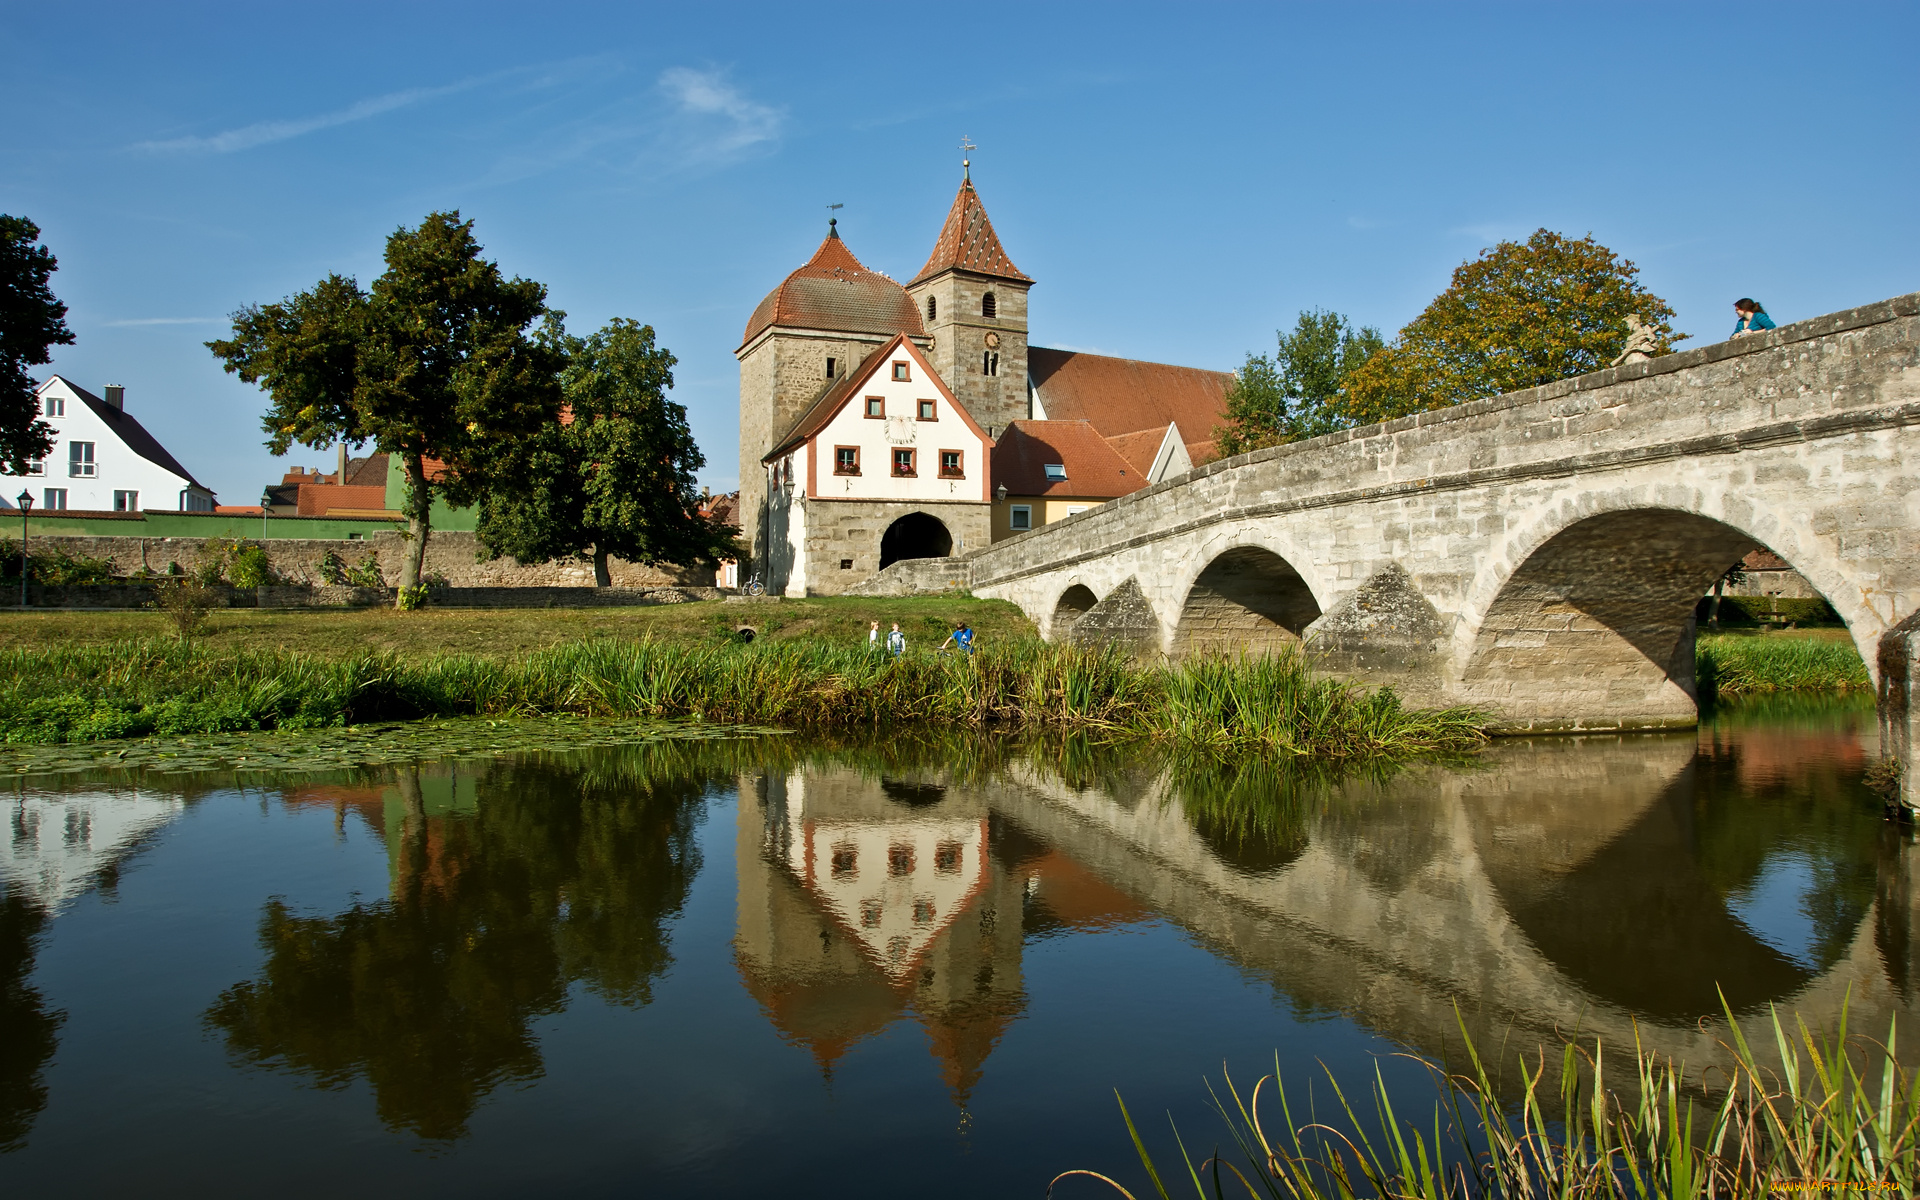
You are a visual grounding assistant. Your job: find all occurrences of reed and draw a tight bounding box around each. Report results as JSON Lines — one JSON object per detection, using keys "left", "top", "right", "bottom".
{"left": 1697, "top": 634, "right": 1871, "bottom": 695}
{"left": 1054, "top": 1002, "right": 1919, "bottom": 1199}
{"left": 0, "top": 638, "right": 1486, "bottom": 757}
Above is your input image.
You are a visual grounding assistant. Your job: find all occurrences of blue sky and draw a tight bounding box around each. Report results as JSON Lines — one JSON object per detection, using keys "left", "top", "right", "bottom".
{"left": 5, "top": 2, "right": 1915, "bottom": 502}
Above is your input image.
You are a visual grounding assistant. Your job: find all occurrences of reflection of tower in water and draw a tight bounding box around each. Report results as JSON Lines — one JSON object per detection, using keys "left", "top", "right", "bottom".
{"left": 733, "top": 767, "right": 1032, "bottom": 1105}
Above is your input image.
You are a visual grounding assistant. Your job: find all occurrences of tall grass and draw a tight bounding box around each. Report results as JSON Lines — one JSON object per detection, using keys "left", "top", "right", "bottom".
{"left": 0, "top": 638, "right": 1485, "bottom": 757}
{"left": 1697, "top": 635, "right": 1871, "bottom": 695}
{"left": 1056, "top": 1002, "right": 1918, "bottom": 1199}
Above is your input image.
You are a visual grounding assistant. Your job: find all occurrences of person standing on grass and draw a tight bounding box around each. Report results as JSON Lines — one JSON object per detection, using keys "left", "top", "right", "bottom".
{"left": 868, "top": 620, "right": 880, "bottom": 651}
{"left": 887, "top": 622, "right": 905, "bottom": 658}
{"left": 939, "top": 623, "right": 975, "bottom": 657}
{"left": 1732, "top": 298, "right": 1775, "bottom": 338}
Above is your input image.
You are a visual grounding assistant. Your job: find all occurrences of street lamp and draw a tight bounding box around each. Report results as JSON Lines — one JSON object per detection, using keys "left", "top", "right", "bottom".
{"left": 995, "top": 483, "right": 1008, "bottom": 502}
{"left": 16, "top": 490, "right": 32, "bottom": 608}
{"left": 261, "top": 489, "right": 274, "bottom": 540}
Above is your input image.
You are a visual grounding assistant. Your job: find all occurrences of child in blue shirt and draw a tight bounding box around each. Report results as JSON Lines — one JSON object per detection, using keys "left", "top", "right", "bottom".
{"left": 940, "top": 623, "right": 975, "bottom": 656}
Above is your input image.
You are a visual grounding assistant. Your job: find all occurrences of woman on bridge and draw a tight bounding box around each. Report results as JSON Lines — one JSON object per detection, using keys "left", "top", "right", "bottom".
{"left": 1732, "top": 298, "right": 1776, "bottom": 337}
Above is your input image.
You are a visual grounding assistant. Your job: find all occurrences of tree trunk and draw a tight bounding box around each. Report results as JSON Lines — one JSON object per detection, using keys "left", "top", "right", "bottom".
{"left": 592, "top": 546, "right": 611, "bottom": 588}
{"left": 398, "top": 452, "right": 432, "bottom": 604}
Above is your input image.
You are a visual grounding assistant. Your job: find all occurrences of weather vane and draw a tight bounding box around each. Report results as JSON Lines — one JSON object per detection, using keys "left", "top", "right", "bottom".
{"left": 960, "top": 136, "right": 976, "bottom": 181}
{"left": 826, "top": 202, "right": 843, "bottom": 233}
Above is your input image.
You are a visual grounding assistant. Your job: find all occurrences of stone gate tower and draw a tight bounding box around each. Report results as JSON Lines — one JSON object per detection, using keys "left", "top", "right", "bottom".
{"left": 735, "top": 223, "right": 928, "bottom": 567}
{"left": 905, "top": 169, "right": 1033, "bottom": 438}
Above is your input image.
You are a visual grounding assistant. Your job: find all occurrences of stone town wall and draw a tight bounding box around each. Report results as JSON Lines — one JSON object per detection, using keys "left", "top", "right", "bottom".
{"left": 23, "top": 530, "right": 708, "bottom": 589}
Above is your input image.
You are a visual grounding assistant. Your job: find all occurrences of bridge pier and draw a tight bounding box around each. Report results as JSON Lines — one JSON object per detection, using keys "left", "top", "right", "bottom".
{"left": 1880, "top": 617, "right": 1920, "bottom": 816}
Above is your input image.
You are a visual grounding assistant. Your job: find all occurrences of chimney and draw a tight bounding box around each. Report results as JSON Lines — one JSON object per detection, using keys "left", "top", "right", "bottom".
{"left": 103, "top": 385, "right": 125, "bottom": 410}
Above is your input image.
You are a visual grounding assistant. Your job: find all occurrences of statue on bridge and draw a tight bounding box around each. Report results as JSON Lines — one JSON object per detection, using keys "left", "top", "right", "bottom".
{"left": 1610, "top": 314, "right": 1660, "bottom": 367}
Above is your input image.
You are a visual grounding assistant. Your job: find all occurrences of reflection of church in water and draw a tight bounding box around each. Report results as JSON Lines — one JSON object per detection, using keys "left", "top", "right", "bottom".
{"left": 732, "top": 765, "right": 1145, "bottom": 1103}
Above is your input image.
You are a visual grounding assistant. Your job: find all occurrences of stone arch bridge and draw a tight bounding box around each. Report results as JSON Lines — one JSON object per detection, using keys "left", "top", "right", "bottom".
{"left": 963, "top": 293, "right": 1920, "bottom": 803}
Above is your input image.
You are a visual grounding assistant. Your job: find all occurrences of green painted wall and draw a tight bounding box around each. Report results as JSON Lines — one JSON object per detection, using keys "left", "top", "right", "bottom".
{"left": 383, "top": 456, "right": 478, "bottom": 532}
{"left": 15, "top": 510, "right": 401, "bottom": 539}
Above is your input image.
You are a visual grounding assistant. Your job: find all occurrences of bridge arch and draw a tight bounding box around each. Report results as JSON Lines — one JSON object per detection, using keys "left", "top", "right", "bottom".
{"left": 1049, "top": 583, "right": 1099, "bottom": 641}
{"left": 1169, "top": 542, "right": 1324, "bottom": 657}
{"left": 1454, "top": 490, "right": 1868, "bottom": 728}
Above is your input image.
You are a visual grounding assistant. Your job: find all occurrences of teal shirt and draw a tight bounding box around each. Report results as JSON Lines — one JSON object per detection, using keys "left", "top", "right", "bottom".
{"left": 1735, "top": 311, "right": 1776, "bottom": 335}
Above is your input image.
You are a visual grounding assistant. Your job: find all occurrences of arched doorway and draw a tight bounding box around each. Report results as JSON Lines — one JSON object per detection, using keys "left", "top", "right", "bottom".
{"left": 879, "top": 512, "right": 952, "bottom": 569}
{"left": 1171, "top": 546, "right": 1322, "bottom": 656}
{"left": 1051, "top": 585, "right": 1098, "bottom": 641}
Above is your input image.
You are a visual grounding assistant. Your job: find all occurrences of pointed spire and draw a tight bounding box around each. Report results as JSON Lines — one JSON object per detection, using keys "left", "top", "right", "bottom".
{"left": 910, "top": 173, "right": 1030, "bottom": 287}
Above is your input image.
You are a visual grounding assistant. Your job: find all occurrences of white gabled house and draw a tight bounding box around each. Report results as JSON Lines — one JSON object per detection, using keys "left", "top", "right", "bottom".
{"left": 761, "top": 333, "right": 992, "bottom": 596}
{"left": 0, "top": 376, "right": 216, "bottom": 512}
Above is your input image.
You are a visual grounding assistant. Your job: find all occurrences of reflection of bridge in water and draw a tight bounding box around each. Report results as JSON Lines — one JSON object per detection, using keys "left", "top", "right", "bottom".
{"left": 734, "top": 720, "right": 1920, "bottom": 1098}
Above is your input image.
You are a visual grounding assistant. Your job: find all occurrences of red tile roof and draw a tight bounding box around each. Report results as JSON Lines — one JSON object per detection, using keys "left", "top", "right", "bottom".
{"left": 1028, "top": 348, "right": 1231, "bottom": 466}
{"left": 741, "top": 229, "right": 926, "bottom": 349}
{"left": 909, "top": 180, "right": 1030, "bottom": 286}
{"left": 1100, "top": 426, "right": 1171, "bottom": 475}
{"left": 990, "top": 420, "right": 1147, "bottom": 499}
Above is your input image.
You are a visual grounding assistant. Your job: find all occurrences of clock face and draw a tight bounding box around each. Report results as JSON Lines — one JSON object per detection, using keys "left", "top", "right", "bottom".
{"left": 984, "top": 331, "right": 1001, "bottom": 349}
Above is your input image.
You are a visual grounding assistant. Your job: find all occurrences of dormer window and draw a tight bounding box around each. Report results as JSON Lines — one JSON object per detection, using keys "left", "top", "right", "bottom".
{"left": 1044, "top": 463, "right": 1067, "bottom": 482}
{"left": 825, "top": 357, "right": 836, "bottom": 379}
{"left": 982, "top": 292, "right": 997, "bottom": 319}
{"left": 892, "top": 361, "right": 910, "bottom": 382}
{"left": 926, "top": 296, "right": 937, "bottom": 320}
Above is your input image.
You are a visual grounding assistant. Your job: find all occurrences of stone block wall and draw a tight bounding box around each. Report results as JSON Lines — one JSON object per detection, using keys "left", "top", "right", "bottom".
{"left": 846, "top": 557, "right": 973, "bottom": 597}
{"left": 795, "top": 499, "right": 990, "bottom": 596}
{"left": 20, "top": 531, "right": 708, "bottom": 589}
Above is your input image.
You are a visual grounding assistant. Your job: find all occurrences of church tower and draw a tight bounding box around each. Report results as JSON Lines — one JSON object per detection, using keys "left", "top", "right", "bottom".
{"left": 905, "top": 163, "right": 1032, "bottom": 438}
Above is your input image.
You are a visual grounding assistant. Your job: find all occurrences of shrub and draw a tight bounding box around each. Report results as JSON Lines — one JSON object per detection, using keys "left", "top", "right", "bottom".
{"left": 318, "top": 550, "right": 385, "bottom": 589}
{"left": 147, "top": 578, "right": 220, "bottom": 640}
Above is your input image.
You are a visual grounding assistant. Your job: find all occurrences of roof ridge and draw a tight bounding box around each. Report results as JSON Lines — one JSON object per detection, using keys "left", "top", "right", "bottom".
{"left": 909, "top": 180, "right": 1031, "bottom": 286}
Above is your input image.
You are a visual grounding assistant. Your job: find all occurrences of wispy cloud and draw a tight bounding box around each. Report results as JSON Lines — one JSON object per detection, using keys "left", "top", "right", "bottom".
{"left": 133, "top": 65, "right": 563, "bottom": 154}
{"left": 1452, "top": 221, "right": 1534, "bottom": 244}
{"left": 101, "top": 317, "right": 223, "bottom": 327}
{"left": 656, "top": 67, "right": 783, "bottom": 161}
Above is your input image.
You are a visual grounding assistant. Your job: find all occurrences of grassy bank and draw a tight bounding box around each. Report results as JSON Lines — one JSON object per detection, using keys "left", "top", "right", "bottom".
{"left": 1698, "top": 630, "right": 1870, "bottom": 695}
{"left": 0, "top": 638, "right": 1485, "bottom": 758}
{"left": 1066, "top": 1005, "right": 1917, "bottom": 1199}
{"left": 0, "top": 595, "right": 1037, "bottom": 656}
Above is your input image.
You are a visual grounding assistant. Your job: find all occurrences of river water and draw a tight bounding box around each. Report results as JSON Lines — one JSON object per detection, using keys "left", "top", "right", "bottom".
{"left": 1, "top": 696, "right": 1910, "bottom": 1197}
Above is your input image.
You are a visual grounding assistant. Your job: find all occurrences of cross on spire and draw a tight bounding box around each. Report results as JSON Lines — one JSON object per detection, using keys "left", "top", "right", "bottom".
{"left": 826, "top": 202, "right": 843, "bottom": 235}
{"left": 960, "top": 136, "right": 976, "bottom": 182}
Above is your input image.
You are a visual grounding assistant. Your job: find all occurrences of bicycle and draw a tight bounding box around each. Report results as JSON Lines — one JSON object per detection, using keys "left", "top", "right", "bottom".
{"left": 742, "top": 572, "right": 766, "bottom": 598}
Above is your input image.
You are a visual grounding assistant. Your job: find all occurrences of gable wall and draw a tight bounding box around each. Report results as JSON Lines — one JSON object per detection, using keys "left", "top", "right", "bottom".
{"left": 807, "top": 353, "right": 991, "bottom": 506}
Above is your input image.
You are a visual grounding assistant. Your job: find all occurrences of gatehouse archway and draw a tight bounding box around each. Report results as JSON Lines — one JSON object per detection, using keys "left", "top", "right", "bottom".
{"left": 879, "top": 512, "right": 953, "bottom": 569}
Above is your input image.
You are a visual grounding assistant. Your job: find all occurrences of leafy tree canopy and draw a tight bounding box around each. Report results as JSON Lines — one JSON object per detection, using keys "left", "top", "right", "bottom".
{"left": 0, "top": 216, "right": 74, "bottom": 474}
{"left": 1340, "top": 229, "right": 1682, "bottom": 425}
{"left": 1214, "top": 309, "right": 1383, "bottom": 457}
{"left": 209, "top": 212, "right": 562, "bottom": 597}
{"left": 477, "top": 317, "right": 735, "bottom": 585}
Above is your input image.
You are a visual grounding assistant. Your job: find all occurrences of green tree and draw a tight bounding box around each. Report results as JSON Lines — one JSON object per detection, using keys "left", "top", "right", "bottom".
{"left": 204, "top": 747, "right": 706, "bottom": 1141}
{"left": 1341, "top": 229, "right": 1682, "bottom": 425}
{"left": 476, "top": 317, "right": 735, "bottom": 586}
{"left": 0, "top": 217, "right": 75, "bottom": 474}
{"left": 208, "top": 213, "right": 562, "bottom": 601}
{"left": 1214, "top": 309, "right": 1384, "bottom": 457}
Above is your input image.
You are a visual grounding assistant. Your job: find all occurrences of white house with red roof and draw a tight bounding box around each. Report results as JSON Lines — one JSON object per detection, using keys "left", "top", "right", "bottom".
{"left": 738, "top": 164, "right": 1231, "bottom": 595}
{"left": 0, "top": 376, "right": 216, "bottom": 513}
